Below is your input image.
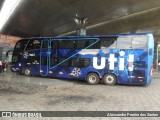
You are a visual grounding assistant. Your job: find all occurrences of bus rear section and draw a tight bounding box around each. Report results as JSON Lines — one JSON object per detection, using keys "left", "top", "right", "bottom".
{"left": 86, "top": 34, "right": 154, "bottom": 85}
{"left": 126, "top": 34, "right": 154, "bottom": 85}
{"left": 146, "top": 34, "right": 154, "bottom": 85}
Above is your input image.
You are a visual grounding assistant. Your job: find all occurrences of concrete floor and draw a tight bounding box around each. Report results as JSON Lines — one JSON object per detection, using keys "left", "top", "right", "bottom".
{"left": 0, "top": 71, "right": 160, "bottom": 120}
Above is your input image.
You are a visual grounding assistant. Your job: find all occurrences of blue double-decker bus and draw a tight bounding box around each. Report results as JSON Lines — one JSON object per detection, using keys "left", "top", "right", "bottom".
{"left": 11, "top": 33, "right": 154, "bottom": 85}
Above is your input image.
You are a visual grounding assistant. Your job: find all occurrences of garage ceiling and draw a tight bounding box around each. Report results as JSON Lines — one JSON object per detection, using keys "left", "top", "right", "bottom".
{"left": 0, "top": 0, "right": 160, "bottom": 40}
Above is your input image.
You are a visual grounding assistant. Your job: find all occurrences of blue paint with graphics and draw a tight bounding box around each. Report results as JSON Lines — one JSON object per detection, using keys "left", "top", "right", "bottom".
{"left": 11, "top": 33, "right": 154, "bottom": 85}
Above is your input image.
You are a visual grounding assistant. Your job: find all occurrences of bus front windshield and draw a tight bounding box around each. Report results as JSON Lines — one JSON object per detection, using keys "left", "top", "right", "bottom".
{"left": 14, "top": 39, "right": 29, "bottom": 50}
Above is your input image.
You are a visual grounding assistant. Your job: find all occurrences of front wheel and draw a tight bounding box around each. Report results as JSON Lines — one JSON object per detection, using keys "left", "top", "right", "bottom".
{"left": 103, "top": 74, "right": 116, "bottom": 85}
{"left": 86, "top": 73, "right": 100, "bottom": 85}
{"left": 24, "top": 68, "right": 31, "bottom": 76}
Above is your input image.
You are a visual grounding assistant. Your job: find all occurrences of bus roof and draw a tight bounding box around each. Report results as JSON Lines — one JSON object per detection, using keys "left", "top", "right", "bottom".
{"left": 19, "top": 33, "right": 152, "bottom": 40}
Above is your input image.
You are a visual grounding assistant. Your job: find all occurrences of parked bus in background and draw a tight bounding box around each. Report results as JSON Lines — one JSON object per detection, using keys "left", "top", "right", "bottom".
{"left": 11, "top": 33, "right": 154, "bottom": 85}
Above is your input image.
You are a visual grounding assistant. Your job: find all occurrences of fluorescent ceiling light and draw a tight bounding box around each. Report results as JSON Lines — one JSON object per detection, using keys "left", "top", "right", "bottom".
{"left": 0, "top": 0, "right": 22, "bottom": 31}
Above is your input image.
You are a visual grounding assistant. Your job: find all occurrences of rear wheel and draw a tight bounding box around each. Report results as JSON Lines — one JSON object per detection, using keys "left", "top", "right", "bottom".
{"left": 103, "top": 74, "right": 116, "bottom": 85}
{"left": 24, "top": 68, "right": 31, "bottom": 76}
{"left": 86, "top": 73, "right": 100, "bottom": 85}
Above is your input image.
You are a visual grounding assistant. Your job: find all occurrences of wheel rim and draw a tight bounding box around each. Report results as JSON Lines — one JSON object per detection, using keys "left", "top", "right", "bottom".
{"left": 25, "top": 69, "right": 30, "bottom": 75}
{"left": 89, "top": 75, "right": 97, "bottom": 83}
{"left": 105, "top": 75, "right": 114, "bottom": 84}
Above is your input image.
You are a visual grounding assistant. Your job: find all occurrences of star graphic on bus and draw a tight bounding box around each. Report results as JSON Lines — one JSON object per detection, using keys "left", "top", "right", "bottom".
{"left": 69, "top": 68, "right": 81, "bottom": 77}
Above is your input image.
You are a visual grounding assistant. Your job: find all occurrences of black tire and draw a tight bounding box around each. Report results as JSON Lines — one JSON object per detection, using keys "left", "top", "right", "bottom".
{"left": 24, "top": 68, "right": 31, "bottom": 76}
{"left": 103, "top": 74, "right": 116, "bottom": 85}
{"left": 86, "top": 73, "right": 100, "bottom": 85}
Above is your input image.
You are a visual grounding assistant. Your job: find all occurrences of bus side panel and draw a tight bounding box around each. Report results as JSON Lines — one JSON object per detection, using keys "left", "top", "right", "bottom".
{"left": 107, "top": 49, "right": 148, "bottom": 85}
{"left": 130, "top": 49, "right": 148, "bottom": 85}
{"left": 107, "top": 49, "right": 129, "bottom": 84}
{"left": 31, "top": 65, "right": 40, "bottom": 75}
{"left": 42, "top": 66, "right": 95, "bottom": 80}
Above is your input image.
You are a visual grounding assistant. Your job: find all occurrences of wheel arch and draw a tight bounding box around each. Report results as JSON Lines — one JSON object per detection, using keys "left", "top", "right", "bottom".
{"left": 85, "top": 71, "right": 101, "bottom": 81}
{"left": 102, "top": 72, "right": 117, "bottom": 79}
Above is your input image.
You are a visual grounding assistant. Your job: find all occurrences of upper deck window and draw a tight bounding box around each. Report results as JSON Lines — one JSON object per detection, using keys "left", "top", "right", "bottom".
{"left": 59, "top": 40, "right": 75, "bottom": 49}
{"left": 101, "top": 38, "right": 117, "bottom": 49}
{"left": 53, "top": 39, "right": 100, "bottom": 49}
{"left": 86, "top": 40, "right": 100, "bottom": 49}
{"left": 116, "top": 35, "right": 148, "bottom": 49}
{"left": 75, "top": 40, "right": 86, "bottom": 49}
{"left": 26, "top": 39, "right": 41, "bottom": 50}
{"left": 51, "top": 40, "right": 58, "bottom": 49}
{"left": 41, "top": 40, "right": 48, "bottom": 49}
{"left": 117, "top": 36, "right": 132, "bottom": 49}
{"left": 132, "top": 36, "right": 148, "bottom": 49}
